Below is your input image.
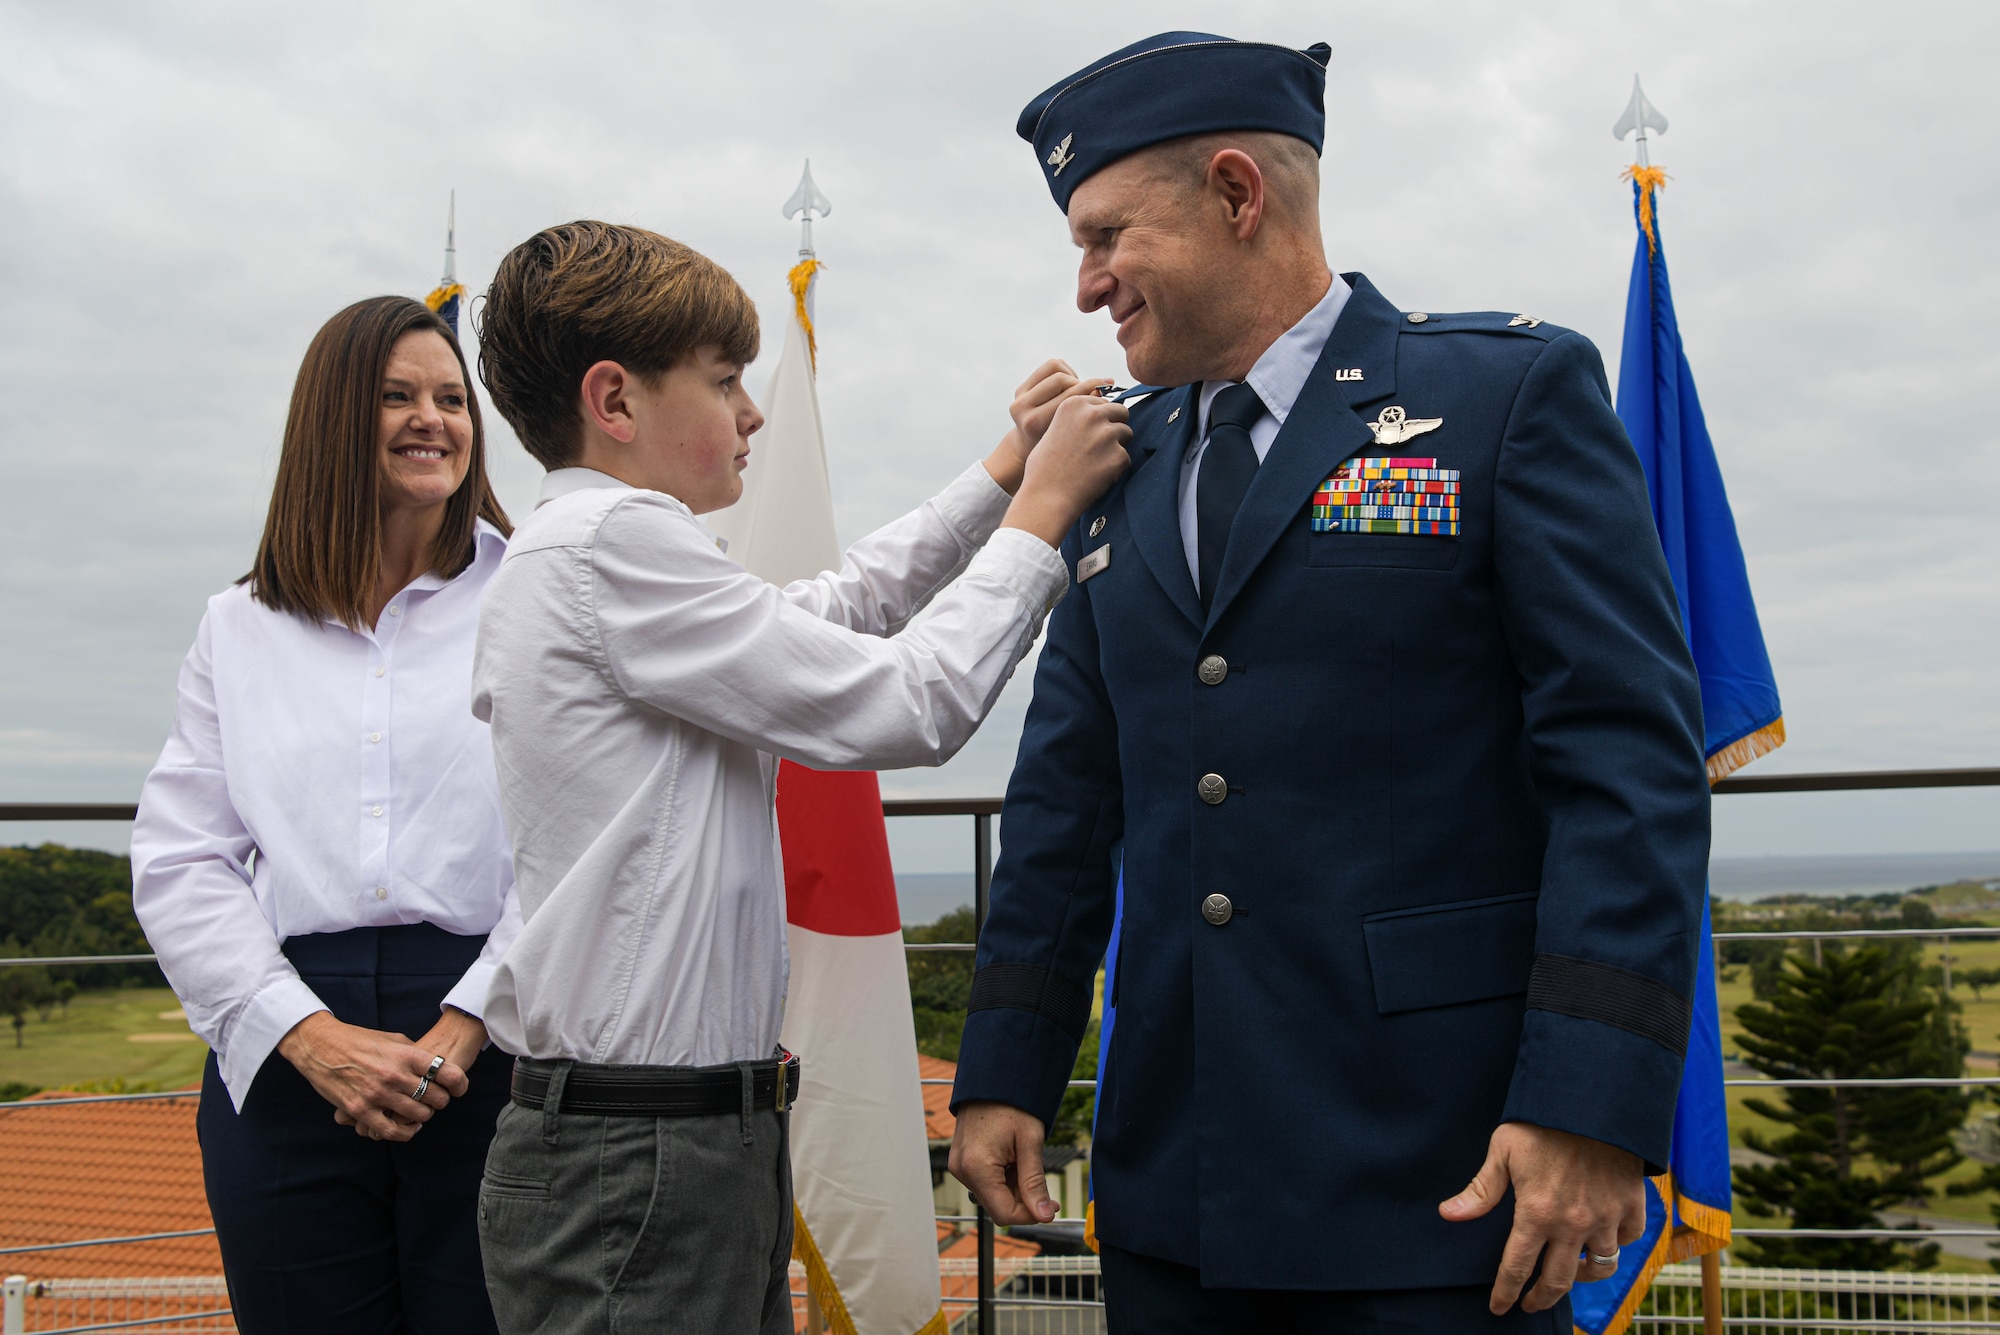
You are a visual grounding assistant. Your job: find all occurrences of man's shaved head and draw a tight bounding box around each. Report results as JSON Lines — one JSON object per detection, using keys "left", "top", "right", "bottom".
{"left": 1138, "top": 131, "right": 1322, "bottom": 227}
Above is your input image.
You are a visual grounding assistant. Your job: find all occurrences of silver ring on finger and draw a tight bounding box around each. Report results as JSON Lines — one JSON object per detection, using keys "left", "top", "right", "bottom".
{"left": 412, "top": 1075, "right": 432, "bottom": 1100}
{"left": 425, "top": 1054, "right": 445, "bottom": 1079}
{"left": 1588, "top": 1248, "right": 1621, "bottom": 1267}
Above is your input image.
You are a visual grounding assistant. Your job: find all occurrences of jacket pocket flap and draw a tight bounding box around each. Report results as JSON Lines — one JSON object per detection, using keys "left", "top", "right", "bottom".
{"left": 1363, "top": 892, "right": 1538, "bottom": 1014}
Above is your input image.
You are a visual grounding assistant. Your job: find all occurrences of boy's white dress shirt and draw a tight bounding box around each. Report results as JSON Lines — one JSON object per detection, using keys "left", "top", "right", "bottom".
{"left": 133, "top": 522, "right": 522, "bottom": 1107}
{"left": 473, "top": 462, "right": 1066, "bottom": 1069}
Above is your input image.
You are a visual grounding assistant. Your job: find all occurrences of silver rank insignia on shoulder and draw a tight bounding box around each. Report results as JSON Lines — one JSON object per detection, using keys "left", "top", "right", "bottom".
{"left": 1046, "top": 134, "right": 1076, "bottom": 177}
{"left": 1088, "top": 516, "right": 1106, "bottom": 537}
{"left": 1168, "top": 407, "right": 1181, "bottom": 423}
{"left": 1508, "top": 314, "right": 1543, "bottom": 328}
{"left": 1077, "top": 544, "right": 1111, "bottom": 583}
{"left": 1368, "top": 405, "right": 1443, "bottom": 446}
{"left": 1334, "top": 368, "right": 1364, "bottom": 381}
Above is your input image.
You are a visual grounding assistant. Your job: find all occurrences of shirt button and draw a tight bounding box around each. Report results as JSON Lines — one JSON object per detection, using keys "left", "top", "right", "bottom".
{"left": 371, "top": 805, "right": 384, "bottom": 817}
{"left": 388, "top": 606, "right": 401, "bottom": 617}
{"left": 374, "top": 886, "right": 388, "bottom": 901}
{"left": 369, "top": 732, "right": 382, "bottom": 743}
{"left": 374, "top": 667, "right": 385, "bottom": 678}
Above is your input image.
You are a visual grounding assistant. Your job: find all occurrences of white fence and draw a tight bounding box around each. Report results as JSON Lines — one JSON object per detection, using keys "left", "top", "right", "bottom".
{"left": 0, "top": 1276, "right": 233, "bottom": 1335}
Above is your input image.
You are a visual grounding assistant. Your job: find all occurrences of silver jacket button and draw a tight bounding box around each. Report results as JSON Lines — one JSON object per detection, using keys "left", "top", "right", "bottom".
{"left": 1197, "top": 655, "right": 1228, "bottom": 686}
{"left": 1202, "top": 893, "right": 1234, "bottom": 925}
{"left": 1198, "top": 773, "right": 1228, "bottom": 805}
{"left": 1407, "top": 312, "right": 1429, "bottom": 323}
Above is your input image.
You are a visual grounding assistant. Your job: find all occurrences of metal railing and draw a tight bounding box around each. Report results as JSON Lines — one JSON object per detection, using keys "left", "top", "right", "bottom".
{"left": 8, "top": 766, "right": 2000, "bottom": 1333}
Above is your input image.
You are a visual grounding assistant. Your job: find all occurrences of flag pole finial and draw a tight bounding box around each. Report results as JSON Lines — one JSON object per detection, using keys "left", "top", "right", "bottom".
{"left": 782, "top": 160, "right": 833, "bottom": 260}
{"left": 1613, "top": 75, "right": 1669, "bottom": 169}
{"left": 442, "top": 189, "right": 457, "bottom": 285}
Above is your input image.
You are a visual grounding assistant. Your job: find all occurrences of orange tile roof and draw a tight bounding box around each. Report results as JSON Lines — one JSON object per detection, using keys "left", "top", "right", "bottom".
{"left": 0, "top": 1091, "right": 220, "bottom": 1280}
{"left": 920, "top": 1053, "right": 956, "bottom": 1141}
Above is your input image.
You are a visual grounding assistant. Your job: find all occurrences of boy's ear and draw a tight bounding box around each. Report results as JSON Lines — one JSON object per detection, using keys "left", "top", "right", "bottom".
{"left": 580, "top": 361, "right": 640, "bottom": 444}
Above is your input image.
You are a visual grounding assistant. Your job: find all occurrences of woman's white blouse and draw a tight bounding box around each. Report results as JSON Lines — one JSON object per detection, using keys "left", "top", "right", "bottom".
{"left": 133, "top": 522, "right": 520, "bottom": 1108}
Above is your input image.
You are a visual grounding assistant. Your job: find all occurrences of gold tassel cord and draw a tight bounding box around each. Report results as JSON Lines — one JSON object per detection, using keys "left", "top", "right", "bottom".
{"left": 1621, "top": 165, "right": 1671, "bottom": 257}
{"left": 789, "top": 258, "right": 822, "bottom": 372}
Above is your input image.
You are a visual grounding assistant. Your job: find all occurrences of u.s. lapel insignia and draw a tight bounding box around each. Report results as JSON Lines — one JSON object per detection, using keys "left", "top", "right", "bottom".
{"left": 1088, "top": 516, "right": 1106, "bottom": 538}
{"left": 1368, "top": 405, "right": 1443, "bottom": 446}
{"left": 1508, "top": 314, "right": 1543, "bottom": 328}
{"left": 1046, "top": 134, "right": 1076, "bottom": 177}
{"left": 1167, "top": 407, "right": 1181, "bottom": 423}
{"left": 1077, "top": 544, "right": 1111, "bottom": 583}
{"left": 1334, "top": 368, "right": 1364, "bottom": 382}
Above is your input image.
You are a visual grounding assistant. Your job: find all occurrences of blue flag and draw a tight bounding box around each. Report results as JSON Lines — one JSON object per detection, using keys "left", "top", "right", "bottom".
{"left": 1570, "top": 166, "right": 1780, "bottom": 1335}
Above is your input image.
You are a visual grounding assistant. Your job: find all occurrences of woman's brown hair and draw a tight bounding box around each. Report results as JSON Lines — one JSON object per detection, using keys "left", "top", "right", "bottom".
{"left": 246, "top": 296, "right": 511, "bottom": 629}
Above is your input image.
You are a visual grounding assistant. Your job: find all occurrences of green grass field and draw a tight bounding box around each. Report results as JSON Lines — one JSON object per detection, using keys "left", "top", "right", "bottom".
{"left": 0, "top": 986, "right": 208, "bottom": 1094}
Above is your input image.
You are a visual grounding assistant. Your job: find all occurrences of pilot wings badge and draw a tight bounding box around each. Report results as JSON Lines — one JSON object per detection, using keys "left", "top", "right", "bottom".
{"left": 1046, "top": 134, "right": 1076, "bottom": 178}
{"left": 1367, "top": 405, "right": 1443, "bottom": 446}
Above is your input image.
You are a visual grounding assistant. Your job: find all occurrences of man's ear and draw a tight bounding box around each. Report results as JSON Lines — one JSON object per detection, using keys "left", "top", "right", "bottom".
{"left": 580, "top": 361, "right": 639, "bottom": 444}
{"left": 1205, "top": 149, "right": 1267, "bottom": 243}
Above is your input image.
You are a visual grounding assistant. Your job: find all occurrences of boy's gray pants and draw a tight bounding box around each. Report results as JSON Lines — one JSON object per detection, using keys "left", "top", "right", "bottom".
{"left": 478, "top": 1093, "right": 793, "bottom": 1334}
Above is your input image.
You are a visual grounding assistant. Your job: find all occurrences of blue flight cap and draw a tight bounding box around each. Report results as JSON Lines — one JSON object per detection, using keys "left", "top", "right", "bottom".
{"left": 1017, "top": 32, "right": 1332, "bottom": 212}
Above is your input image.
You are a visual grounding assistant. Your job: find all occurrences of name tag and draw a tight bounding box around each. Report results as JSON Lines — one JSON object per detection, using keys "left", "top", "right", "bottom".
{"left": 1077, "top": 544, "right": 1111, "bottom": 583}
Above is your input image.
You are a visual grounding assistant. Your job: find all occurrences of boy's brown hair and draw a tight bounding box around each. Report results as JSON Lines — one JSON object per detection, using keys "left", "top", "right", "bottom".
{"left": 476, "top": 220, "right": 760, "bottom": 469}
{"left": 247, "top": 295, "right": 511, "bottom": 630}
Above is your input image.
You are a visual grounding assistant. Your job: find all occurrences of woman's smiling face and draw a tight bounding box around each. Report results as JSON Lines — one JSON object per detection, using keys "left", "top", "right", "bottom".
{"left": 377, "top": 329, "right": 474, "bottom": 512}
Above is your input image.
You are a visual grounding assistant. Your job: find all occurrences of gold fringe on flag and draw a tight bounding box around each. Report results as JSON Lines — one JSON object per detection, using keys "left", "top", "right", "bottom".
{"left": 423, "top": 282, "right": 465, "bottom": 314}
{"left": 1706, "top": 716, "right": 1787, "bottom": 787}
{"left": 1588, "top": 1172, "right": 1734, "bottom": 1335}
{"left": 1621, "top": 165, "right": 1671, "bottom": 256}
{"left": 789, "top": 258, "right": 822, "bottom": 372}
{"left": 791, "top": 1204, "right": 947, "bottom": 1335}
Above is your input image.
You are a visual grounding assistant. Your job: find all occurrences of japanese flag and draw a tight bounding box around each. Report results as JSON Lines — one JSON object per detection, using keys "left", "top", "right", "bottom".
{"left": 707, "top": 263, "right": 946, "bottom": 1335}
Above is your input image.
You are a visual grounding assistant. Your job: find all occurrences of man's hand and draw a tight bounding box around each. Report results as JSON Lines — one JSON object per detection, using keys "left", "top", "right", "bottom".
{"left": 1439, "top": 1121, "right": 1647, "bottom": 1315}
{"left": 984, "top": 359, "right": 1116, "bottom": 495}
{"left": 949, "top": 1101, "right": 1061, "bottom": 1225}
{"left": 1000, "top": 394, "right": 1132, "bottom": 547}
{"left": 278, "top": 1010, "right": 470, "bottom": 1143}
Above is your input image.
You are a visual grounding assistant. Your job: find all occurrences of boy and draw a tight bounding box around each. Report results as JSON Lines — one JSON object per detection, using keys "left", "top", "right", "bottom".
{"left": 468, "top": 220, "right": 1128, "bottom": 1333}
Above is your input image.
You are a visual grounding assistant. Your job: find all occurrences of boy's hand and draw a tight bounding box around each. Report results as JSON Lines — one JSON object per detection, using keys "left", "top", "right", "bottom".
{"left": 984, "top": 360, "right": 1115, "bottom": 495}
{"left": 1000, "top": 394, "right": 1131, "bottom": 547}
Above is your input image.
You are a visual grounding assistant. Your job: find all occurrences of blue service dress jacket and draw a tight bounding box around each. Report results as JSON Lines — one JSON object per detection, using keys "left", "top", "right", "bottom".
{"left": 951, "top": 275, "right": 1711, "bottom": 1291}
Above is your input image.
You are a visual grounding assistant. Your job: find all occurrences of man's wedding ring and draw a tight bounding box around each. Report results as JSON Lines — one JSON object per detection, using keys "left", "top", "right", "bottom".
{"left": 413, "top": 1054, "right": 446, "bottom": 1100}
{"left": 1588, "top": 1249, "right": 1621, "bottom": 1267}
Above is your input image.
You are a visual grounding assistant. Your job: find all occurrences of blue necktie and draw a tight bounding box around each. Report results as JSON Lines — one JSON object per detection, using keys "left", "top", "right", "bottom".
{"left": 1196, "top": 382, "right": 1268, "bottom": 611}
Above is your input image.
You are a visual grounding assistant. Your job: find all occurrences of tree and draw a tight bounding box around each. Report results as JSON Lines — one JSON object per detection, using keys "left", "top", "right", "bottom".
{"left": 905, "top": 906, "right": 976, "bottom": 1062}
{"left": 1731, "top": 944, "right": 1971, "bottom": 1269}
{"left": 1960, "top": 968, "right": 2000, "bottom": 1003}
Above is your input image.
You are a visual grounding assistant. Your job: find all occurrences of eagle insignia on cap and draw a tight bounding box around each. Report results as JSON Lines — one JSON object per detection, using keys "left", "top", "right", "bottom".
{"left": 1046, "top": 133, "right": 1076, "bottom": 177}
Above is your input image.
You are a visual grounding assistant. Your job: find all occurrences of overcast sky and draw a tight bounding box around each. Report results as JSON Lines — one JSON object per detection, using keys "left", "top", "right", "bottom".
{"left": 3, "top": 0, "right": 1996, "bottom": 871}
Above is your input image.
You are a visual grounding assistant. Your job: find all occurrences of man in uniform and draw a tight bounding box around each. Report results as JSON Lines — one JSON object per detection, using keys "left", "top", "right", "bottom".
{"left": 949, "top": 33, "right": 1711, "bottom": 1333}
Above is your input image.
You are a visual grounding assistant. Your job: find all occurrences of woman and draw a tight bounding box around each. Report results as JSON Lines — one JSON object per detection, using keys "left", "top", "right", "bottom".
{"left": 133, "top": 295, "right": 518, "bottom": 1334}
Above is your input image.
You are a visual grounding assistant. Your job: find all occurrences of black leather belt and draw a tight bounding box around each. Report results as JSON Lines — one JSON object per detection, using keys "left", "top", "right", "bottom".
{"left": 511, "top": 1052, "right": 800, "bottom": 1117}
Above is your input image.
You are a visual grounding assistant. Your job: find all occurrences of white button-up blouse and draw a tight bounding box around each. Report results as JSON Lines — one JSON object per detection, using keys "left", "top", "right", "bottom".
{"left": 133, "top": 522, "right": 521, "bottom": 1108}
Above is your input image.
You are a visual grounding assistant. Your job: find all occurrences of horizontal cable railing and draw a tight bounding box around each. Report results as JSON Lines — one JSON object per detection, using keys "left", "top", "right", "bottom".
{"left": 7, "top": 767, "right": 2000, "bottom": 1335}
{"left": 0, "top": 1230, "right": 216, "bottom": 1259}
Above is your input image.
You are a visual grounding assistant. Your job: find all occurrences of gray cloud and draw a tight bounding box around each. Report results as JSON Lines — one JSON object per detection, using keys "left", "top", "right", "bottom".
{"left": 3, "top": 0, "right": 1996, "bottom": 868}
